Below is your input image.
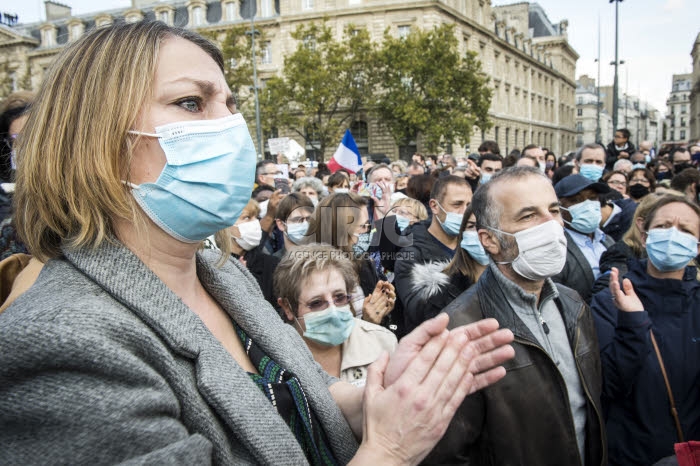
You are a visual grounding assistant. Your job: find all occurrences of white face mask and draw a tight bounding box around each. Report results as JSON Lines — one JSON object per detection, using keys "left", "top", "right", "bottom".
{"left": 538, "top": 161, "right": 546, "bottom": 173}
{"left": 233, "top": 219, "right": 262, "bottom": 251}
{"left": 490, "top": 220, "right": 567, "bottom": 281}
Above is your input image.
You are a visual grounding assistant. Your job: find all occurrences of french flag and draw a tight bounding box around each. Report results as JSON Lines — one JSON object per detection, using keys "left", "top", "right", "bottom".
{"left": 327, "top": 129, "right": 362, "bottom": 174}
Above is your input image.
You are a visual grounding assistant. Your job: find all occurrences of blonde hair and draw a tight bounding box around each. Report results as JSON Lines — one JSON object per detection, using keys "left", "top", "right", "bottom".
{"left": 622, "top": 191, "right": 684, "bottom": 256}
{"left": 14, "top": 21, "right": 226, "bottom": 262}
{"left": 391, "top": 197, "right": 428, "bottom": 222}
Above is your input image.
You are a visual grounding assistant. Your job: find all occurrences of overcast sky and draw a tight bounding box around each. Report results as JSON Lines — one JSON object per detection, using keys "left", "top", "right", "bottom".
{"left": 5, "top": 0, "right": 699, "bottom": 116}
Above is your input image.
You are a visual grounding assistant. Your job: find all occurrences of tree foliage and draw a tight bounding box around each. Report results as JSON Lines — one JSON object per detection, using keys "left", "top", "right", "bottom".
{"left": 373, "top": 24, "right": 492, "bottom": 152}
{"left": 258, "top": 23, "right": 377, "bottom": 161}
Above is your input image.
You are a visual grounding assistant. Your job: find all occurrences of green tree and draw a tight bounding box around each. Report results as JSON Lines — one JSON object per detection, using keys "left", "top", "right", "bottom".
{"left": 373, "top": 24, "right": 492, "bottom": 153}
{"left": 258, "top": 22, "right": 377, "bottom": 161}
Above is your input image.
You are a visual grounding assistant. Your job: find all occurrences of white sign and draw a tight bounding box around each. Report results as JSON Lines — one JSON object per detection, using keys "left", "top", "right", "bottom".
{"left": 268, "top": 137, "right": 289, "bottom": 155}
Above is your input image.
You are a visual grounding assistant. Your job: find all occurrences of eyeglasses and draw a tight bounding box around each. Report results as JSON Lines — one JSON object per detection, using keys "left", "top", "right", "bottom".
{"left": 608, "top": 180, "right": 627, "bottom": 186}
{"left": 629, "top": 178, "right": 650, "bottom": 186}
{"left": 264, "top": 171, "right": 283, "bottom": 176}
{"left": 356, "top": 222, "right": 371, "bottom": 234}
{"left": 299, "top": 293, "right": 352, "bottom": 313}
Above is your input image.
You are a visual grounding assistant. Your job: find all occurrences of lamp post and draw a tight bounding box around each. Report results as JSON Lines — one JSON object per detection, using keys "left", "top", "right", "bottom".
{"left": 611, "top": 0, "right": 623, "bottom": 132}
{"left": 248, "top": 14, "right": 263, "bottom": 159}
{"left": 595, "top": 15, "right": 601, "bottom": 144}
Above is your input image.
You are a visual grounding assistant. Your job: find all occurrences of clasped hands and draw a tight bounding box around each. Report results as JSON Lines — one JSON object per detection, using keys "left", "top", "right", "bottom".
{"left": 354, "top": 313, "right": 515, "bottom": 466}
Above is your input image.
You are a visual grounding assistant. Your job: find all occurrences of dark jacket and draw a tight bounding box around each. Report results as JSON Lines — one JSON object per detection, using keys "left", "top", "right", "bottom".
{"left": 393, "top": 221, "right": 456, "bottom": 332}
{"left": 605, "top": 141, "right": 636, "bottom": 171}
{"left": 590, "top": 259, "right": 700, "bottom": 466}
{"left": 591, "top": 241, "right": 644, "bottom": 296}
{"left": 552, "top": 230, "right": 615, "bottom": 304}
{"left": 369, "top": 214, "right": 413, "bottom": 274}
{"left": 602, "top": 198, "right": 637, "bottom": 242}
{"left": 397, "top": 260, "right": 474, "bottom": 335}
{"left": 425, "top": 266, "right": 606, "bottom": 466}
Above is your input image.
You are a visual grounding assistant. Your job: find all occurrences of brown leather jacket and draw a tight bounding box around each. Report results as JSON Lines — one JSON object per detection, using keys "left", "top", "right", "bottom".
{"left": 424, "top": 266, "right": 607, "bottom": 466}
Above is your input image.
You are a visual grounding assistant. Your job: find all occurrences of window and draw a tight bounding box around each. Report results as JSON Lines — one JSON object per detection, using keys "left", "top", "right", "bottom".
{"left": 681, "top": 130, "right": 686, "bottom": 140}
{"left": 681, "top": 104, "right": 687, "bottom": 114}
{"left": 261, "top": 42, "right": 272, "bottom": 64}
{"left": 505, "top": 128, "right": 510, "bottom": 154}
{"left": 41, "top": 28, "right": 55, "bottom": 47}
{"left": 577, "top": 108, "right": 582, "bottom": 116}
{"left": 494, "top": 126, "right": 499, "bottom": 144}
{"left": 303, "top": 35, "right": 316, "bottom": 50}
{"left": 192, "top": 7, "right": 203, "bottom": 26}
{"left": 226, "top": 1, "right": 236, "bottom": 20}
{"left": 261, "top": 0, "right": 273, "bottom": 17}
{"left": 305, "top": 125, "right": 321, "bottom": 160}
{"left": 576, "top": 122, "right": 583, "bottom": 132}
{"left": 350, "top": 121, "right": 369, "bottom": 156}
{"left": 158, "top": 11, "right": 169, "bottom": 23}
{"left": 670, "top": 131, "right": 675, "bottom": 141}
{"left": 303, "top": 0, "right": 314, "bottom": 10}
{"left": 398, "top": 25, "right": 411, "bottom": 39}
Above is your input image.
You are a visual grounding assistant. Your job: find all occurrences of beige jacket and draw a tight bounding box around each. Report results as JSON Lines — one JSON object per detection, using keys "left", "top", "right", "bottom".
{"left": 340, "top": 318, "right": 397, "bottom": 386}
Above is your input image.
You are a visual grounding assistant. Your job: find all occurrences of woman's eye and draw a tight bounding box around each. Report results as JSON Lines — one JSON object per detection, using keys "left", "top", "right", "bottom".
{"left": 176, "top": 97, "right": 202, "bottom": 113}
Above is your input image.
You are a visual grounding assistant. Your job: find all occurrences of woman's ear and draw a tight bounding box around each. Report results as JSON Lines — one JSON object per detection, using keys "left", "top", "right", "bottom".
{"left": 277, "top": 298, "right": 295, "bottom": 322}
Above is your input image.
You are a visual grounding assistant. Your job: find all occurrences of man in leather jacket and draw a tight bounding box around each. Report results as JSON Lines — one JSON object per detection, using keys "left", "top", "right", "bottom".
{"left": 425, "top": 167, "right": 606, "bottom": 466}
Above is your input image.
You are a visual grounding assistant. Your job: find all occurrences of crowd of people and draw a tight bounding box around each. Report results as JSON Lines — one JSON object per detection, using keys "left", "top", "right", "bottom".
{"left": 0, "top": 19, "right": 698, "bottom": 466}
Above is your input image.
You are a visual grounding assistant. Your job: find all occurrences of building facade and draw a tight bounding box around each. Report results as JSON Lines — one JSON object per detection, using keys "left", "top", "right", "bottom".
{"left": 663, "top": 73, "right": 692, "bottom": 146}
{"left": 596, "top": 84, "right": 661, "bottom": 149}
{"left": 690, "top": 32, "right": 700, "bottom": 142}
{"left": 575, "top": 74, "right": 612, "bottom": 147}
{"left": 0, "top": 0, "right": 578, "bottom": 160}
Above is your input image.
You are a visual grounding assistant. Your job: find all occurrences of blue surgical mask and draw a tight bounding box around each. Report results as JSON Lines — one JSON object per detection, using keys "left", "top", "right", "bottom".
{"left": 480, "top": 173, "right": 493, "bottom": 184}
{"left": 562, "top": 199, "right": 601, "bottom": 234}
{"left": 632, "top": 163, "right": 647, "bottom": 170}
{"left": 127, "top": 114, "right": 256, "bottom": 242}
{"left": 646, "top": 226, "right": 698, "bottom": 272}
{"left": 395, "top": 214, "right": 411, "bottom": 232}
{"left": 352, "top": 232, "right": 371, "bottom": 256}
{"left": 285, "top": 221, "right": 308, "bottom": 245}
{"left": 460, "top": 230, "right": 490, "bottom": 265}
{"left": 299, "top": 305, "right": 355, "bottom": 346}
{"left": 645, "top": 154, "right": 651, "bottom": 164}
{"left": 436, "top": 201, "right": 463, "bottom": 237}
{"left": 579, "top": 164, "right": 604, "bottom": 182}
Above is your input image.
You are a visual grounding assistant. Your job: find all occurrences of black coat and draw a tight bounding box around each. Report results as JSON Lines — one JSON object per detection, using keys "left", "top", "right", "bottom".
{"left": 605, "top": 141, "right": 636, "bottom": 171}
{"left": 552, "top": 230, "right": 615, "bottom": 304}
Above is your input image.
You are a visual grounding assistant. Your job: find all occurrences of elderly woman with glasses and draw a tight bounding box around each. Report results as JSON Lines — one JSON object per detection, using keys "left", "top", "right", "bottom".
{"left": 275, "top": 244, "right": 397, "bottom": 386}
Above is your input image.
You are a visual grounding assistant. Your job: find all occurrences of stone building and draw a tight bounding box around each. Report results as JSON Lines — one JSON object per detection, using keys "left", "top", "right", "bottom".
{"left": 690, "top": 32, "right": 700, "bottom": 142}
{"left": 575, "top": 74, "right": 612, "bottom": 147}
{"left": 663, "top": 73, "right": 692, "bottom": 145}
{"left": 596, "top": 84, "right": 660, "bottom": 149}
{"left": 0, "top": 0, "right": 578, "bottom": 160}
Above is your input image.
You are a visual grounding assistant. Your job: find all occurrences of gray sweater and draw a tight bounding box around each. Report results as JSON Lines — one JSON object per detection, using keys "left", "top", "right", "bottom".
{"left": 0, "top": 241, "right": 358, "bottom": 465}
{"left": 490, "top": 264, "right": 587, "bottom": 464}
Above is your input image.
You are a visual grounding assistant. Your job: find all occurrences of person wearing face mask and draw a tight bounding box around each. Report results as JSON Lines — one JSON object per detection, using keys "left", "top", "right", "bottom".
{"left": 292, "top": 176, "right": 323, "bottom": 207}
{"left": 327, "top": 171, "right": 350, "bottom": 194}
{"left": 227, "top": 199, "right": 280, "bottom": 307}
{"left": 575, "top": 143, "right": 607, "bottom": 182}
{"left": 590, "top": 196, "right": 700, "bottom": 466}
{"left": 0, "top": 21, "right": 518, "bottom": 466}
{"left": 669, "top": 146, "right": 693, "bottom": 175}
{"left": 427, "top": 166, "right": 605, "bottom": 466}
{"left": 307, "top": 192, "right": 398, "bottom": 333}
{"left": 276, "top": 244, "right": 397, "bottom": 388}
{"left": 273, "top": 192, "right": 314, "bottom": 258}
{"left": 400, "top": 205, "right": 488, "bottom": 335}
{"left": 627, "top": 167, "right": 656, "bottom": 202}
{"left": 394, "top": 176, "right": 471, "bottom": 332}
{"left": 552, "top": 174, "right": 615, "bottom": 304}
{"left": 521, "top": 144, "right": 547, "bottom": 174}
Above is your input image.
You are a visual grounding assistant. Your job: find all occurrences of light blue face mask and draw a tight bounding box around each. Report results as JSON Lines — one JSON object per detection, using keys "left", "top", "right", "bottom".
{"left": 299, "top": 305, "right": 355, "bottom": 346}
{"left": 460, "top": 230, "right": 490, "bottom": 265}
{"left": 632, "top": 163, "right": 647, "bottom": 170}
{"left": 285, "top": 221, "right": 308, "bottom": 245}
{"left": 127, "top": 114, "right": 256, "bottom": 242}
{"left": 562, "top": 199, "right": 601, "bottom": 234}
{"left": 395, "top": 214, "right": 411, "bottom": 232}
{"left": 645, "top": 154, "right": 651, "bottom": 164}
{"left": 436, "top": 201, "right": 463, "bottom": 237}
{"left": 480, "top": 173, "right": 493, "bottom": 184}
{"left": 579, "top": 164, "right": 604, "bottom": 182}
{"left": 646, "top": 226, "right": 699, "bottom": 272}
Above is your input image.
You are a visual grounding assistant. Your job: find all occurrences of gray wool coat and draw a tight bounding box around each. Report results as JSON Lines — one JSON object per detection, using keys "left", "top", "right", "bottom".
{"left": 0, "top": 241, "right": 359, "bottom": 465}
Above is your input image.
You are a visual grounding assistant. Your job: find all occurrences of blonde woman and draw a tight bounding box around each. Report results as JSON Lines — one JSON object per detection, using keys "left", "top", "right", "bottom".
{"left": 0, "top": 20, "right": 514, "bottom": 465}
